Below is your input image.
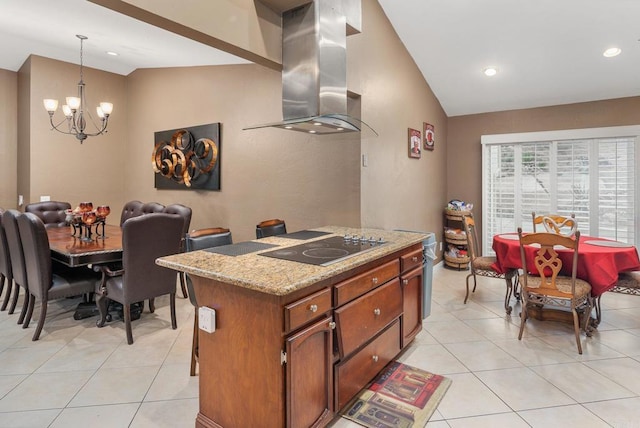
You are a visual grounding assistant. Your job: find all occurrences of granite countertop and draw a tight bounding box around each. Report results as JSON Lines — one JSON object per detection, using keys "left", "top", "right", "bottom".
{"left": 156, "top": 226, "right": 430, "bottom": 296}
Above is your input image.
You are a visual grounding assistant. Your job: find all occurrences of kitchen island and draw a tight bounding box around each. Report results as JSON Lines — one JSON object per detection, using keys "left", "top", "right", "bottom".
{"left": 157, "top": 226, "right": 429, "bottom": 428}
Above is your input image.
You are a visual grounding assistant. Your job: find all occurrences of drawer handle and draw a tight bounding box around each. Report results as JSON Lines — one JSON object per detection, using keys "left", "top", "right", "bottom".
{"left": 402, "top": 279, "right": 409, "bottom": 285}
{"left": 411, "top": 256, "right": 418, "bottom": 262}
{"left": 329, "top": 321, "right": 336, "bottom": 330}
{"left": 372, "top": 355, "right": 379, "bottom": 362}
{"left": 372, "top": 277, "right": 379, "bottom": 284}
{"left": 373, "top": 308, "right": 381, "bottom": 316}
{"left": 309, "top": 304, "right": 318, "bottom": 313}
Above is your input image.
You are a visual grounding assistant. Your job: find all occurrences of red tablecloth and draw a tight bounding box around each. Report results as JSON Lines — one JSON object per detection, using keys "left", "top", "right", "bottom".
{"left": 492, "top": 233, "right": 640, "bottom": 296}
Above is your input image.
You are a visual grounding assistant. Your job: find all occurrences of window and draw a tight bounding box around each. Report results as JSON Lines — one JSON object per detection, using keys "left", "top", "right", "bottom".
{"left": 482, "top": 126, "right": 640, "bottom": 255}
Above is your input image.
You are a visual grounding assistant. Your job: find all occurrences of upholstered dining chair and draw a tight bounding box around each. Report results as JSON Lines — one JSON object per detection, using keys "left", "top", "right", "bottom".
{"left": 462, "top": 213, "right": 519, "bottom": 314}
{"left": 120, "top": 200, "right": 144, "bottom": 226}
{"left": 517, "top": 228, "right": 593, "bottom": 354}
{"left": 0, "top": 208, "right": 13, "bottom": 311}
{"left": 17, "top": 213, "right": 99, "bottom": 341}
{"left": 95, "top": 213, "right": 183, "bottom": 344}
{"left": 185, "top": 227, "right": 233, "bottom": 376}
{"left": 163, "top": 204, "right": 193, "bottom": 300}
{"left": 256, "top": 219, "right": 287, "bottom": 239}
{"left": 531, "top": 212, "right": 577, "bottom": 236}
{"left": 2, "top": 209, "right": 30, "bottom": 323}
{"left": 25, "top": 201, "right": 71, "bottom": 228}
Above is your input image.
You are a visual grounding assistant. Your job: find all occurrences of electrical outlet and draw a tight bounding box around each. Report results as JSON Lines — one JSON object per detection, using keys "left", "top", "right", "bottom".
{"left": 18, "top": 195, "right": 23, "bottom": 206}
{"left": 362, "top": 154, "right": 368, "bottom": 167}
{"left": 439, "top": 241, "right": 443, "bottom": 251}
{"left": 198, "top": 306, "right": 216, "bottom": 333}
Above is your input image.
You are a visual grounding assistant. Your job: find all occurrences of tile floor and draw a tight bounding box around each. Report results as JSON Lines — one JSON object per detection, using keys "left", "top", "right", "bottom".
{"left": 2, "top": 265, "right": 640, "bottom": 427}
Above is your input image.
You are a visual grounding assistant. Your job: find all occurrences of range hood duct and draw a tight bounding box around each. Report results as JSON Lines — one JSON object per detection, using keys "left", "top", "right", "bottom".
{"left": 245, "top": 0, "right": 376, "bottom": 135}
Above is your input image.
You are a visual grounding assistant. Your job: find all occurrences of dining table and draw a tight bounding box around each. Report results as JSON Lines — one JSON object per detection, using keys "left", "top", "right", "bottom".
{"left": 491, "top": 232, "right": 640, "bottom": 325}
{"left": 47, "top": 224, "right": 123, "bottom": 267}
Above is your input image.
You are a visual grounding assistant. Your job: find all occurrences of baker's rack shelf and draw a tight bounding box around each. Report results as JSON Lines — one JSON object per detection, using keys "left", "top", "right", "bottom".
{"left": 444, "top": 208, "right": 470, "bottom": 270}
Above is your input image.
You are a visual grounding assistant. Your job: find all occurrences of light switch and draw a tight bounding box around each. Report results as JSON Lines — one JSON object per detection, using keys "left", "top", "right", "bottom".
{"left": 18, "top": 195, "right": 23, "bottom": 206}
{"left": 198, "top": 306, "right": 216, "bottom": 333}
{"left": 362, "top": 154, "right": 368, "bottom": 167}
{"left": 40, "top": 195, "right": 51, "bottom": 202}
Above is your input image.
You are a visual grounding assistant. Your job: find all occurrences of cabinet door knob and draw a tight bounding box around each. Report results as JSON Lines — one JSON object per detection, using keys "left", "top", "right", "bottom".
{"left": 373, "top": 308, "right": 381, "bottom": 316}
{"left": 309, "top": 304, "right": 318, "bottom": 313}
{"left": 411, "top": 256, "right": 418, "bottom": 262}
{"left": 328, "top": 321, "right": 336, "bottom": 330}
{"left": 372, "top": 277, "right": 378, "bottom": 284}
{"left": 402, "top": 279, "right": 409, "bottom": 285}
{"left": 372, "top": 355, "right": 379, "bottom": 362}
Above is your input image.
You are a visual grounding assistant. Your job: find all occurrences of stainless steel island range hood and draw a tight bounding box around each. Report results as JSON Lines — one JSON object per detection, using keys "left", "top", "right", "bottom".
{"left": 245, "top": 0, "right": 376, "bottom": 135}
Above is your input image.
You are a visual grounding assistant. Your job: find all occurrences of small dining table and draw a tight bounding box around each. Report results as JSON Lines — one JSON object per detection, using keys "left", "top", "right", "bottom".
{"left": 47, "top": 224, "right": 123, "bottom": 267}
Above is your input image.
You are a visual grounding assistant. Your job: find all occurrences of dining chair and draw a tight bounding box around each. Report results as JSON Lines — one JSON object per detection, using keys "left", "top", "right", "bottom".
{"left": 2, "top": 209, "right": 30, "bottom": 323}
{"left": 0, "top": 208, "right": 14, "bottom": 311}
{"left": 462, "top": 213, "right": 519, "bottom": 314}
{"left": 17, "top": 213, "right": 99, "bottom": 341}
{"left": 163, "top": 204, "right": 193, "bottom": 300}
{"left": 256, "top": 219, "right": 287, "bottom": 239}
{"left": 531, "top": 212, "right": 577, "bottom": 236}
{"left": 25, "top": 201, "right": 72, "bottom": 228}
{"left": 517, "top": 228, "right": 593, "bottom": 354}
{"left": 120, "top": 200, "right": 144, "bottom": 226}
{"left": 185, "top": 227, "right": 233, "bottom": 376}
{"left": 95, "top": 213, "right": 184, "bottom": 344}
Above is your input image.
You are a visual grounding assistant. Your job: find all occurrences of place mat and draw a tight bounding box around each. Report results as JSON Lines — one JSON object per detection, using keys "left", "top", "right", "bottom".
{"left": 584, "top": 240, "right": 634, "bottom": 248}
{"left": 205, "top": 241, "right": 278, "bottom": 256}
{"left": 497, "top": 234, "right": 519, "bottom": 240}
{"left": 280, "top": 230, "right": 331, "bottom": 240}
{"left": 341, "top": 361, "right": 451, "bottom": 428}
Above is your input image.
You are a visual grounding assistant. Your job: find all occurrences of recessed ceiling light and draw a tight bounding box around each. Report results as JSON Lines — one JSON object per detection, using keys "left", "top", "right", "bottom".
{"left": 603, "top": 47, "right": 621, "bottom": 57}
{"left": 106, "top": 51, "right": 119, "bottom": 56}
{"left": 483, "top": 67, "right": 497, "bottom": 77}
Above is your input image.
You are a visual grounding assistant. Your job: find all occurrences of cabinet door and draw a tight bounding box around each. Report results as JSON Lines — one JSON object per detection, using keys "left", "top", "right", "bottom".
{"left": 286, "top": 316, "right": 334, "bottom": 428}
{"left": 401, "top": 265, "right": 423, "bottom": 347}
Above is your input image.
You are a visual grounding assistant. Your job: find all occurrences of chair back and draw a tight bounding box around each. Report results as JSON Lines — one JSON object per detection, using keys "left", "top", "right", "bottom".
{"left": 0, "top": 208, "right": 12, "bottom": 280}
{"left": 142, "top": 202, "right": 165, "bottom": 214}
{"left": 163, "top": 204, "right": 192, "bottom": 248}
{"left": 185, "top": 227, "right": 232, "bottom": 307}
{"left": 461, "top": 214, "right": 479, "bottom": 263}
{"left": 25, "top": 201, "right": 71, "bottom": 228}
{"left": 2, "top": 210, "right": 27, "bottom": 290}
{"left": 256, "top": 219, "right": 286, "bottom": 239}
{"left": 16, "top": 213, "right": 53, "bottom": 299}
{"left": 121, "top": 213, "right": 183, "bottom": 303}
{"left": 120, "top": 200, "right": 144, "bottom": 225}
{"left": 532, "top": 212, "right": 577, "bottom": 236}
{"left": 518, "top": 228, "right": 580, "bottom": 293}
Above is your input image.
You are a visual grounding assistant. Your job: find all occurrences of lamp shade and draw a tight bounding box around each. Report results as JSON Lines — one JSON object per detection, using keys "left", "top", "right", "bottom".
{"left": 66, "top": 97, "right": 81, "bottom": 110}
{"left": 99, "top": 102, "right": 113, "bottom": 115}
{"left": 43, "top": 99, "right": 59, "bottom": 112}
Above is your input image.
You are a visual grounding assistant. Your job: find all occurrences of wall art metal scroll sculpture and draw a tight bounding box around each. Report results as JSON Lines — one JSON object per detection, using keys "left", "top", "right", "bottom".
{"left": 152, "top": 123, "right": 221, "bottom": 190}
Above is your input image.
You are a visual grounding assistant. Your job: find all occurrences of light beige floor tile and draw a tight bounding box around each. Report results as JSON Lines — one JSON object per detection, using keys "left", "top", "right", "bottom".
{"left": 463, "top": 317, "right": 520, "bottom": 341}
{"left": 0, "top": 371, "right": 94, "bottom": 412}
{"left": 584, "top": 397, "right": 640, "bottom": 427}
{"left": 129, "top": 398, "right": 199, "bottom": 428}
{"left": 144, "top": 363, "right": 198, "bottom": 401}
{"left": 48, "top": 403, "right": 139, "bottom": 428}
{"left": 0, "top": 409, "right": 61, "bottom": 428}
{"left": 0, "top": 343, "right": 64, "bottom": 375}
{"left": 537, "top": 332, "right": 624, "bottom": 360}
{"left": 531, "top": 362, "right": 634, "bottom": 403}
{"left": 445, "top": 301, "right": 500, "bottom": 321}
{"left": 68, "top": 366, "right": 159, "bottom": 407}
{"left": 600, "top": 309, "right": 640, "bottom": 329}
{"left": 100, "top": 336, "right": 174, "bottom": 369}
{"left": 590, "top": 329, "right": 640, "bottom": 356}
{"left": 491, "top": 337, "right": 577, "bottom": 366}
{"left": 35, "top": 342, "right": 119, "bottom": 373}
{"left": 424, "top": 320, "right": 486, "bottom": 344}
{"left": 474, "top": 367, "right": 575, "bottom": 411}
{"left": 584, "top": 357, "right": 640, "bottom": 395}
{"left": 447, "top": 412, "right": 530, "bottom": 427}
{"left": 519, "top": 404, "right": 610, "bottom": 427}
{"left": 162, "top": 327, "right": 193, "bottom": 365}
{"left": 436, "top": 373, "right": 511, "bottom": 419}
{"left": 398, "top": 344, "right": 469, "bottom": 375}
{"left": 425, "top": 421, "right": 451, "bottom": 428}
{"left": 444, "top": 341, "right": 523, "bottom": 371}
{"left": 0, "top": 374, "right": 26, "bottom": 398}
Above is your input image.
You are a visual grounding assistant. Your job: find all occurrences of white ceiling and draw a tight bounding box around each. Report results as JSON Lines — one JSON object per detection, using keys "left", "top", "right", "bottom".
{"left": 1, "top": 0, "right": 639, "bottom": 117}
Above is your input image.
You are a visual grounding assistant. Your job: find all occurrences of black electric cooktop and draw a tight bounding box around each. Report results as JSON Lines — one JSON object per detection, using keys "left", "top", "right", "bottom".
{"left": 259, "top": 235, "right": 387, "bottom": 266}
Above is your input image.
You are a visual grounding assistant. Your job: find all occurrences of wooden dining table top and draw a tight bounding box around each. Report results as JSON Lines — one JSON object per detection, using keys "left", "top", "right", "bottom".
{"left": 47, "top": 224, "right": 123, "bottom": 267}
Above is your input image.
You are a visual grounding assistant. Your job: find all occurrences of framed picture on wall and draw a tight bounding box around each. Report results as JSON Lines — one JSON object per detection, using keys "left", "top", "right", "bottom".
{"left": 408, "top": 128, "right": 421, "bottom": 158}
{"left": 424, "top": 123, "right": 435, "bottom": 151}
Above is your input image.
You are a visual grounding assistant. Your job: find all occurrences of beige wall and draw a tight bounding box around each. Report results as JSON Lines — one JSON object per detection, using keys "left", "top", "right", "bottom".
{"left": 0, "top": 69, "right": 17, "bottom": 210}
{"left": 448, "top": 96, "right": 640, "bottom": 249}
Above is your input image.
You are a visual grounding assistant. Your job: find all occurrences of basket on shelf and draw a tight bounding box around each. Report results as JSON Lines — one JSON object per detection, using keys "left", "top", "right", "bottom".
{"left": 444, "top": 209, "right": 472, "bottom": 221}
{"left": 444, "top": 254, "right": 470, "bottom": 268}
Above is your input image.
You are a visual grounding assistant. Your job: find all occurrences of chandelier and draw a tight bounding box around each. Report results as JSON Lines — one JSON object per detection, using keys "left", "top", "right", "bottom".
{"left": 43, "top": 35, "right": 113, "bottom": 143}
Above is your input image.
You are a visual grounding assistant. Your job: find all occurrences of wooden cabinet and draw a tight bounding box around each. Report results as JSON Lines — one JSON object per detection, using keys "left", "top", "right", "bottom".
{"left": 444, "top": 209, "right": 470, "bottom": 269}
{"left": 401, "top": 265, "right": 423, "bottom": 347}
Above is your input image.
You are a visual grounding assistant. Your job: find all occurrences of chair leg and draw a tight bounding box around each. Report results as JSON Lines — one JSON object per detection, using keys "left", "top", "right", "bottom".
{"left": 124, "top": 303, "right": 134, "bottom": 345}
{"left": 504, "top": 275, "right": 514, "bottom": 315}
{"left": 170, "top": 293, "right": 177, "bottom": 330}
{"left": 23, "top": 293, "right": 36, "bottom": 329}
{"left": 594, "top": 294, "right": 602, "bottom": 327}
{"left": 571, "top": 307, "right": 583, "bottom": 354}
{"left": 179, "top": 272, "right": 188, "bottom": 299}
{"left": 32, "top": 299, "right": 47, "bottom": 341}
{"left": 190, "top": 307, "right": 199, "bottom": 376}
{"left": 464, "top": 273, "right": 474, "bottom": 304}
{"left": 17, "top": 290, "right": 30, "bottom": 325}
{"left": 0, "top": 274, "right": 4, "bottom": 306}
{"left": 148, "top": 298, "right": 155, "bottom": 313}
{"left": 1, "top": 278, "right": 13, "bottom": 311}
{"left": 8, "top": 282, "right": 19, "bottom": 314}
{"left": 96, "top": 293, "right": 110, "bottom": 327}
{"left": 518, "top": 293, "right": 528, "bottom": 340}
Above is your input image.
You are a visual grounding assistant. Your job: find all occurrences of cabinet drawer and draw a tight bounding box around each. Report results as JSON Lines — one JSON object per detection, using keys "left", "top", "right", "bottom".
{"left": 284, "top": 288, "right": 332, "bottom": 333}
{"left": 334, "top": 279, "right": 402, "bottom": 358}
{"left": 335, "top": 320, "right": 401, "bottom": 411}
{"left": 400, "top": 247, "right": 423, "bottom": 273}
{"left": 334, "top": 259, "right": 399, "bottom": 307}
